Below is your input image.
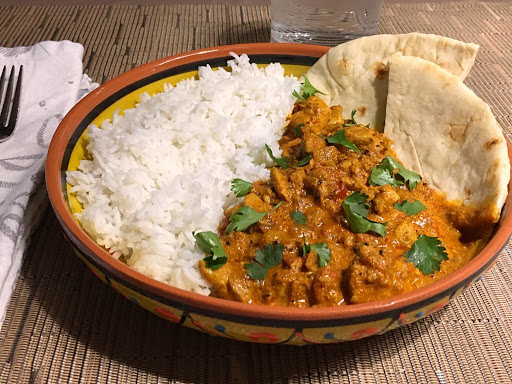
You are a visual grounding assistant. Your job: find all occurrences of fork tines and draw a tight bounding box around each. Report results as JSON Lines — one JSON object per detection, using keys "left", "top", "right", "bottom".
{"left": 0, "top": 65, "right": 23, "bottom": 142}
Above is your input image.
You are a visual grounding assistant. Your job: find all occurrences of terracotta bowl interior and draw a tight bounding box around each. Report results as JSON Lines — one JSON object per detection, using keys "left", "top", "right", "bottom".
{"left": 46, "top": 43, "right": 512, "bottom": 323}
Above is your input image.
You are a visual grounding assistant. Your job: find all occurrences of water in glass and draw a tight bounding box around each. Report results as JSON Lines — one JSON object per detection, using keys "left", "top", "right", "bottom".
{"left": 271, "top": 0, "right": 383, "bottom": 46}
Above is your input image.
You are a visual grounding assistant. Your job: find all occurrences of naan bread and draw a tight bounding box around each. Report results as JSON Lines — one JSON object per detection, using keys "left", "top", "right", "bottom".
{"left": 305, "top": 33, "right": 479, "bottom": 132}
{"left": 384, "top": 55, "right": 510, "bottom": 222}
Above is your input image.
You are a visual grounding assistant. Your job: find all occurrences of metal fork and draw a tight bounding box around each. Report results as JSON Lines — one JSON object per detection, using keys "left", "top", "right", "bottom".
{"left": 0, "top": 65, "right": 23, "bottom": 143}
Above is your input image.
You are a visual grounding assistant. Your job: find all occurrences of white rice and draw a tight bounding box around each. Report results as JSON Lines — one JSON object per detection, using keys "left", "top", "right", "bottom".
{"left": 66, "top": 54, "right": 300, "bottom": 295}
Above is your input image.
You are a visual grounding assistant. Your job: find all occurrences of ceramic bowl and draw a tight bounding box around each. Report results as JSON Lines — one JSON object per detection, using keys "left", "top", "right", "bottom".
{"left": 46, "top": 43, "right": 512, "bottom": 345}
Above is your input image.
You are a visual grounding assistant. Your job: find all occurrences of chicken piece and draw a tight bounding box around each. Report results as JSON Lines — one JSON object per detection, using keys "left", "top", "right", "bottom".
{"left": 288, "top": 167, "right": 306, "bottom": 191}
{"left": 288, "top": 96, "right": 331, "bottom": 135}
{"left": 313, "top": 267, "right": 344, "bottom": 306}
{"left": 346, "top": 245, "right": 419, "bottom": 304}
{"left": 304, "top": 249, "right": 319, "bottom": 272}
{"left": 372, "top": 185, "right": 400, "bottom": 215}
{"left": 344, "top": 125, "right": 392, "bottom": 156}
{"left": 304, "top": 167, "right": 345, "bottom": 214}
{"left": 393, "top": 221, "right": 418, "bottom": 248}
{"left": 281, "top": 138, "right": 302, "bottom": 154}
{"left": 251, "top": 182, "right": 276, "bottom": 205}
{"left": 270, "top": 167, "right": 291, "bottom": 201}
{"left": 313, "top": 145, "right": 340, "bottom": 167}
{"left": 199, "top": 262, "right": 239, "bottom": 301}
{"left": 227, "top": 276, "right": 253, "bottom": 303}
{"left": 303, "top": 132, "right": 326, "bottom": 153}
{"left": 243, "top": 192, "right": 269, "bottom": 212}
{"left": 328, "top": 105, "right": 344, "bottom": 125}
{"left": 289, "top": 280, "right": 310, "bottom": 307}
{"left": 279, "top": 239, "right": 303, "bottom": 271}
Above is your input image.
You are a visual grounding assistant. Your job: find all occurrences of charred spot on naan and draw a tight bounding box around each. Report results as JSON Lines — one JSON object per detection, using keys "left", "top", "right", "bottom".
{"left": 372, "top": 61, "right": 389, "bottom": 80}
{"left": 484, "top": 137, "right": 502, "bottom": 150}
{"left": 337, "top": 58, "right": 351, "bottom": 75}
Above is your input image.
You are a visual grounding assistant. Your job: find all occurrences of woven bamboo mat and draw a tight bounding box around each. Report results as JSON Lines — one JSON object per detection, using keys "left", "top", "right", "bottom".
{"left": 1, "top": 2, "right": 512, "bottom": 383}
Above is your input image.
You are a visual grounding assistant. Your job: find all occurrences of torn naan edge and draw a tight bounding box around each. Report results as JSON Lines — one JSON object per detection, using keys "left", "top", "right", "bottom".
{"left": 305, "top": 33, "right": 479, "bottom": 132}
{"left": 384, "top": 55, "right": 510, "bottom": 223}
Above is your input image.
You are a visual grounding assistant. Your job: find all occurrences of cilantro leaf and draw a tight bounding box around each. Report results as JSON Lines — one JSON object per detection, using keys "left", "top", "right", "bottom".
{"left": 291, "top": 210, "right": 307, "bottom": 225}
{"left": 369, "top": 166, "right": 397, "bottom": 187}
{"left": 296, "top": 153, "right": 313, "bottom": 167}
{"left": 404, "top": 235, "right": 448, "bottom": 274}
{"left": 245, "top": 243, "right": 284, "bottom": 279}
{"left": 302, "top": 239, "right": 310, "bottom": 255}
{"left": 273, "top": 201, "right": 283, "bottom": 210}
{"left": 292, "top": 75, "right": 327, "bottom": 101}
{"left": 294, "top": 123, "right": 304, "bottom": 137}
{"left": 398, "top": 166, "right": 421, "bottom": 190}
{"left": 394, "top": 200, "right": 426, "bottom": 216}
{"left": 326, "top": 129, "right": 361, "bottom": 154}
{"left": 230, "top": 178, "right": 253, "bottom": 197}
{"left": 193, "top": 231, "right": 226, "bottom": 257}
{"left": 244, "top": 262, "right": 268, "bottom": 279}
{"left": 369, "top": 156, "right": 421, "bottom": 190}
{"left": 343, "top": 190, "right": 368, "bottom": 205}
{"left": 351, "top": 109, "right": 357, "bottom": 123}
{"left": 310, "top": 243, "right": 331, "bottom": 267}
{"left": 302, "top": 240, "right": 332, "bottom": 267}
{"left": 193, "top": 231, "right": 228, "bottom": 270}
{"left": 265, "top": 144, "right": 290, "bottom": 169}
{"left": 203, "top": 255, "right": 227, "bottom": 270}
{"left": 226, "top": 206, "right": 268, "bottom": 233}
{"left": 342, "top": 191, "right": 387, "bottom": 236}
{"left": 343, "top": 110, "right": 358, "bottom": 127}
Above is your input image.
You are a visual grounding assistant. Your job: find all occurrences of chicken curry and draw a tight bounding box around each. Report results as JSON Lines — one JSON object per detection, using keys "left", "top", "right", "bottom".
{"left": 195, "top": 96, "right": 492, "bottom": 307}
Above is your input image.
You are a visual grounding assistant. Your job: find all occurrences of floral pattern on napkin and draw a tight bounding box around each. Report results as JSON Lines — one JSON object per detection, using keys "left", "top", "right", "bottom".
{"left": 0, "top": 41, "right": 98, "bottom": 327}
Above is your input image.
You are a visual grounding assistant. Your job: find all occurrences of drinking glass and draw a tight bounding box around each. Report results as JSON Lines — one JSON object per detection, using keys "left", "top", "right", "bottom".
{"left": 270, "top": 0, "right": 384, "bottom": 46}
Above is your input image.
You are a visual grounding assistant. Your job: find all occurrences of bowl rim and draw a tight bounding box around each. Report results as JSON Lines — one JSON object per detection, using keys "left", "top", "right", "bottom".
{"left": 46, "top": 42, "right": 512, "bottom": 323}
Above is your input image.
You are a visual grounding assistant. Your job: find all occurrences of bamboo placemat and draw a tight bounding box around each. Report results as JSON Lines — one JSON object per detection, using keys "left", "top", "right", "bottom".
{"left": 1, "top": 2, "right": 512, "bottom": 383}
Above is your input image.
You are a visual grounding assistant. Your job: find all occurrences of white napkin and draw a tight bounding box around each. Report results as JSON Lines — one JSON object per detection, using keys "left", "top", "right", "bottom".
{"left": 0, "top": 41, "right": 98, "bottom": 327}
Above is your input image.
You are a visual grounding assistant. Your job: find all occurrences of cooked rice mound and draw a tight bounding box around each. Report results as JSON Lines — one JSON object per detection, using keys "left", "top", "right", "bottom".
{"left": 66, "top": 54, "right": 299, "bottom": 295}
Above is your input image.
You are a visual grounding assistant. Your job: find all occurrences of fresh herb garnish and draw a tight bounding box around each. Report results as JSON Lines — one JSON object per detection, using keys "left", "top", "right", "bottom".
{"left": 404, "top": 235, "right": 448, "bottom": 274}
{"left": 302, "top": 238, "right": 310, "bottom": 255}
{"left": 370, "top": 166, "right": 397, "bottom": 187}
{"left": 302, "top": 240, "right": 331, "bottom": 267}
{"left": 294, "top": 123, "right": 304, "bottom": 137}
{"left": 342, "top": 191, "right": 387, "bottom": 236}
{"left": 265, "top": 144, "right": 290, "bottom": 169}
{"left": 204, "top": 255, "right": 228, "bottom": 270}
{"left": 291, "top": 210, "right": 307, "bottom": 225}
{"left": 394, "top": 200, "right": 426, "bottom": 216}
{"left": 296, "top": 153, "right": 313, "bottom": 167}
{"left": 325, "top": 129, "right": 361, "bottom": 154}
{"left": 310, "top": 243, "right": 331, "bottom": 267}
{"left": 193, "top": 231, "right": 227, "bottom": 270}
{"left": 369, "top": 156, "right": 421, "bottom": 190}
{"left": 245, "top": 243, "right": 284, "bottom": 279}
{"left": 273, "top": 201, "right": 283, "bottom": 210}
{"left": 230, "top": 178, "right": 253, "bottom": 197}
{"left": 226, "top": 206, "right": 268, "bottom": 233}
{"left": 343, "top": 110, "right": 358, "bottom": 127}
{"left": 292, "top": 76, "right": 327, "bottom": 101}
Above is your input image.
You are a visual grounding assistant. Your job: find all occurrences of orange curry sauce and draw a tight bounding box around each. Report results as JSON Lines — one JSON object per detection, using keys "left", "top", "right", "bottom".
{"left": 199, "top": 96, "right": 491, "bottom": 307}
